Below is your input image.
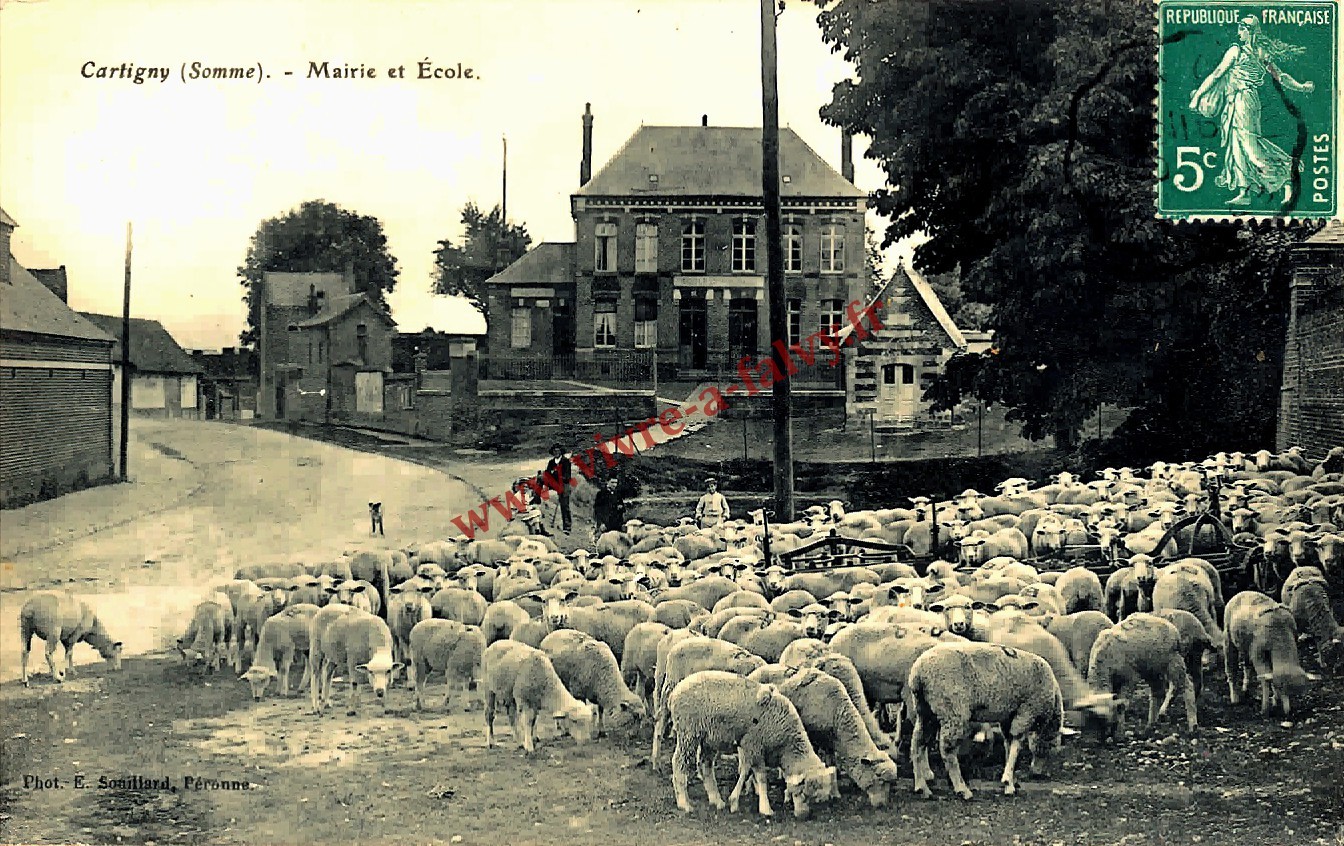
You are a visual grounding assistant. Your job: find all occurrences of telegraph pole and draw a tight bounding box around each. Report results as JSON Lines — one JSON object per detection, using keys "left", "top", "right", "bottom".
{"left": 497, "top": 135, "right": 508, "bottom": 273}
{"left": 761, "top": 0, "right": 794, "bottom": 519}
{"left": 119, "top": 222, "right": 132, "bottom": 481}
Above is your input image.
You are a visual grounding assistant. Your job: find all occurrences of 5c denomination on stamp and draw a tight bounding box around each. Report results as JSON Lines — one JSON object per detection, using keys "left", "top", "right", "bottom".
{"left": 1157, "top": 0, "right": 1339, "bottom": 220}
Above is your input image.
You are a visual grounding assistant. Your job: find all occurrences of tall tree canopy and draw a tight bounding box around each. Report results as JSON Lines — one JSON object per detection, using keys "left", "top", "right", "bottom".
{"left": 811, "top": 0, "right": 1317, "bottom": 455}
{"left": 432, "top": 202, "right": 532, "bottom": 327}
{"left": 238, "top": 200, "right": 399, "bottom": 346}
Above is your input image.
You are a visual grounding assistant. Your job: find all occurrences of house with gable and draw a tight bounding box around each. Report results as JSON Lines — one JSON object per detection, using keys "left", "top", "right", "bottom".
{"left": 77, "top": 312, "right": 203, "bottom": 418}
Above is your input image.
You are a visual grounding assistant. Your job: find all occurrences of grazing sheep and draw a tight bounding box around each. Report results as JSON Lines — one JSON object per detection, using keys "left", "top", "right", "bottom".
{"left": 1224, "top": 591, "right": 1319, "bottom": 716}
{"left": 803, "top": 653, "right": 893, "bottom": 750}
{"left": 240, "top": 604, "right": 318, "bottom": 700}
{"left": 430, "top": 586, "right": 488, "bottom": 626}
{"left": 652, "top": 599, "right": 708, "bottom": 629}
{"left": 480, "top": 600, "right": 532, "bottom": 645}
{"left": 237, "top": 588, "right": 288, "bottom": 670}
{"left": 311, "top": 610, "right": 402, "bottom": 715}
{"left": 768, "top": 667, "right": 901, "bottom": 808}
{"left": 621, "top": 621, "right": 673, "bottom": 712}
{"left": 667, "top": 670, "right": 837, "bottom": 819}
{"left": 989, "top": 612, "right": 1119, "bottom": 731}
{"left": 1153, "top": 608, "right": 1216, "bottom": 700}
{"left": 652, "top": 636, "right": 767, "bottom": 769}
{"left": 907, "top": 641, "right": 1065, "bottom": 799}
{"left": 305, "top": 603, "right": 360, "bottom": 712}
{"left": 177, "top": 600, "right": 231, "bottom": 672}
{"left": 830, "top": 622, "right": 945, "bottom": 744}
{"left": 1055, "top": 567, "right": 1105, "bottom": 614}
{"left": 540, "top": 629, "right": 646, "bottom": 735}
{"left": 408, "top": 618, "right": 486, "bottom": 712}
{"left": 1282, "top": 575, "right": 1344, "bottom": 671}
{"left": 1046, "top": 611, "right": 1114, "bottom": 678}
{"left": 1151, "top": 565, "right": 1223, "bottom": 651}
{"left": 1087, "top": 613, "right": 1198, "bottom": 737}
{"left": 19, "top": 591, "right": 123, "bottom": 686}
{"left": 481, "top": 640, "right": 596, "bottom": 754}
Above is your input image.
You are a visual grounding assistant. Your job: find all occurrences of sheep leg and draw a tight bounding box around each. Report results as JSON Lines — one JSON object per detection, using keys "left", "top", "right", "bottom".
{"left": 346, "top": 665, "right": 360, "bottom": 714}
{"left": 1249, "top": 652, "right": 1275, "bottom": 715}
{"left": 752, "top": 766, "right": 774, "bottom": 817}
{"left": 1225, "top": 639, "right": 1243, "bottom": 705}
{"left": 520, "top": 705, "right": 537, "bottom": 754}
{"left": 939, "top": 723, "right": 973, "bottom": 800}
{"left": 671, "top": 737, "right": 695, "bottom": 813}
{"left": 1000, "top": 735, "right": 1023, "bottom": 795}
{"left": 651, "top": 708, "right": 667, "bottom": 772}
{"left": 46, "top": 637, "right": 62, "bottom": 682}
{"left": 700, "top": 752, "right": 726, "bottom": 811}
{"left": 910, "top": 715, "right": 933, "bottom": 798}
{"left": 484, "top": 691, "right": 497, "bottom": 747}
{"left": 278, "top": 648, "right": 293, "bottom": 697}
{"left": 20, "top": 626, "right": 34, "bottom": 686}
{"left": 1171, "top": 658, "right": 1198, "bottom": 731}
{"left": 596, "top": 704, "right": 606, "bottom": 739}
{"left": 1147, "top": 674, "right": 1168, "bottom": 731}
{"left": 727, "top": 751, "right": 752, "bottom": 812}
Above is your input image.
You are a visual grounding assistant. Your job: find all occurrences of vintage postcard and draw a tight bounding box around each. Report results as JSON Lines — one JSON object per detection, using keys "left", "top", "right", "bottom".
{"left": 2, "top": 1, "right": 1343, "bottom": 845}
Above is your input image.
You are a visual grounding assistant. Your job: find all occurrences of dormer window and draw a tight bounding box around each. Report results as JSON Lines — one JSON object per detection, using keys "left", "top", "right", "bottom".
{"left": 648, "top": 174, "right": 659, "bottom": 184}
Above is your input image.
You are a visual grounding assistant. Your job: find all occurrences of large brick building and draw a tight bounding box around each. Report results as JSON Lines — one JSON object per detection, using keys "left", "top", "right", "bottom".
{"left": 486, "top": 107, "right": 867, "bottom": 383}
{"left": 1277, "top": 222, "right": 1344, "bottom": 455}
{"left": 1, "top": 208, "right": 117, "bottom": 506}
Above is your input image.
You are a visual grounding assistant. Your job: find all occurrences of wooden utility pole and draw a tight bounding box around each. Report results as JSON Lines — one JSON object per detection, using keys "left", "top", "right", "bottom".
{"left": 497, "top": 135, "right": 508, "bottom": 273}
{"left": 761, "top": 0, "right": 794, "bottom": 520}
{"left": 119, "top": 222, "right": 132, "bottom": 481}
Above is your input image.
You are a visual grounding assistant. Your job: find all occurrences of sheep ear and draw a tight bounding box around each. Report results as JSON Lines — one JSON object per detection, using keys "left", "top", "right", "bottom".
{"left": 1059, "top": 726, "right": 1080, "bottom": 737}
{"left": 756, "top": 685, "right": 775, "bottom": 707}
{"left": 1305, "top": 672, "right": 1321, "bottom": 681}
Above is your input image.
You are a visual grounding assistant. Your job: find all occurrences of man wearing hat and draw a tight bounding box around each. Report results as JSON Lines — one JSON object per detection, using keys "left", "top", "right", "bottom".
{"left": 545, "top": 443, "right": 573, "bottom": 534}
{"left": 695, "top": 477, "right": 730, "bottom": 529}
{"left": 592, "top": 476, "right": 627, "bottom": 545}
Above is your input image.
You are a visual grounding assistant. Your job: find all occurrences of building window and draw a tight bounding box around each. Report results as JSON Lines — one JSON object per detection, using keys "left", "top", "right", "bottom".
{"left": 784, "top": 225, "right": 803, "bottom": 273}
{"left": 511, "top": 307, "right": 532, "bottom": 349}
{"left": 595, "top": 222, "right": 617, "bottom": 273}
{"left": 594, "top": 299, "right": 618, "bottom": 348}
{"left": 681, "top": 220, "right": 705, "bottom": 272}
{"left": 635, "top": 223, "right": 658, "bottom": 273}
{"left": 732, "top": 219, "right": 757, "bottom": 273}
{"left": 883, "top": 363, "right": 915, "bottom": 385}
{"left": 787, "top": 298, "right": 802, "bottom": 345}
{"left": 356, "top": 323, "right": 369, "bottom": 361}
{"left": 308, "top": 336, "right": 314, "bottom": 364}
{"left": 634, "top": 296, "right": 658, "bottom": 348}
{"left": 317, "top": 340, "right": 324, "bottom": 362}
{"left": 728, "top": 297, "right": 759, "bottom": 354}
{"left": 820, "top": 224, "right": 845, "bottom": 273}
{"left": 819, "top": 299, "right": 844, "bottom": 334}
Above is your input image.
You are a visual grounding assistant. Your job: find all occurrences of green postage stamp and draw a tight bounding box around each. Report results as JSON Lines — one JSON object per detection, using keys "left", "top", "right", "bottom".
{"left": 1157, "top": 0, "right": 1340, "bottom": 220}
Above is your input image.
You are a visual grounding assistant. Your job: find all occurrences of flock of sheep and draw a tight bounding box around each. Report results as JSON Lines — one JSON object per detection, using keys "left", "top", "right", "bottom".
{"left": 15, "top": 445, "right": 1344, "bottom": 820}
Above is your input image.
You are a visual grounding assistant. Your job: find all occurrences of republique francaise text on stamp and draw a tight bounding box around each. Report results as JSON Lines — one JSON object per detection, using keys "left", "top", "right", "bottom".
{"left": 1156, "top": 0, "right": 1339, "bottom": 220}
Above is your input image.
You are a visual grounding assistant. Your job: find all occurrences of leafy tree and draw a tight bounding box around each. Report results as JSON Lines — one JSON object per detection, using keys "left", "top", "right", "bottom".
{"left": 811, "top": 0, "right": 1318, "bottom": 452}
{"left": 237, "top": 200, "right": 399, "bottom": 346}
{"left": 432, "top": 202, "right": 532, "bottom": 327}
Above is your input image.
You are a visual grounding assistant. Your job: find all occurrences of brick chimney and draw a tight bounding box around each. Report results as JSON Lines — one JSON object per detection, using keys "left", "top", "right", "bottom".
{"left": 342, "top": 260, "right": 356, "bottom": 294}
{"left": 702, "top": 115, "right": 708, "bottom": 127}
{"left": 841, "top": 129, "right": 855, "bottom": 184}
{"left": 0, "top": 208, "right": 15, "bottom": 286}
{"left": 580, "top": 103, "right": 594, "bottom": 186}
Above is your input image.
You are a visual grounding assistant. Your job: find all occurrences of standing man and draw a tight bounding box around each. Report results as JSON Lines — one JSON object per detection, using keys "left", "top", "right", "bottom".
{"left": 592, "top": 476, "right": 626, "bottom": 544}
{"left": 545, "top": 443, "right": 573, "bottom": 534}
{"left": 695, "top": 477, "right": 730, "bottom": 529}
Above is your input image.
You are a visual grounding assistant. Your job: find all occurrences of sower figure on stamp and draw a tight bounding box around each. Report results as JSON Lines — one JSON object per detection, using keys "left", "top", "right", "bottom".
{"left": 592, "top": 477, "right": 627, "bottom": 545}
{"left": 1189, "top": 15, "right": 1315, "bottom": 206}
{"left": 545, "top": 443, "right": 573, "bottom": 534}
{"left": 694, "top": 477, "right": 730, "bottom": 530}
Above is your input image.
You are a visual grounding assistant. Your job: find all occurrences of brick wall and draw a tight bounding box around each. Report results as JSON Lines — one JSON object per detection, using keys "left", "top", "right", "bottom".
{"left": 1277, "top": 257, "right": 1344, "bottom": 457}
{"left": 851, "top": 272, "right": 957, "bottom": 424}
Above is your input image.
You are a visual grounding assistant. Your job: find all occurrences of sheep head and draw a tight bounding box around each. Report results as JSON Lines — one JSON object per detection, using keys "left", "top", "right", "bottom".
{"left": 783, "top": 766, "right": 837, "bottom": 819}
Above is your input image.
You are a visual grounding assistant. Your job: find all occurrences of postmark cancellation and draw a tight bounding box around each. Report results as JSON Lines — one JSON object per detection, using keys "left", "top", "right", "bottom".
{"left": 1156, "top": 0, "right": 1340, "bottom": 221}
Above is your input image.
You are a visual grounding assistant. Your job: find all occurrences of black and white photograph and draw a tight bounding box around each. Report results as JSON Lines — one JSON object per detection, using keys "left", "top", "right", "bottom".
{"left": 1, "top": 0, "right": 1342, "bottom": 844}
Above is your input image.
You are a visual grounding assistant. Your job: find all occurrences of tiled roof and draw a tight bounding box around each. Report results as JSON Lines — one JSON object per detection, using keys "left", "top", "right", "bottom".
{"left": 3, "top": 259, "right": 115, "bottom": 343}
{"left": 1304, "top": 221, "right": 1344, "bottom": 245}
{"left": 292, "top": 292, "right": 397, "bottom": 329}
{"left": 576, "top": 126, "right": 865, "bottom": 199}
{"left": 77, "top": 312, "right": 203, "bottom": 374}
{"left": 903, "top": 263, "right": 967, "bottom": 350}
{"left": 486, "top": 242, "right": 576, "bottom": 286}
{"left": 30, "top": 267, "right": 68, "bottom": 301}
{"left": 0, "top": 207, "right": 17, "bottom": 228}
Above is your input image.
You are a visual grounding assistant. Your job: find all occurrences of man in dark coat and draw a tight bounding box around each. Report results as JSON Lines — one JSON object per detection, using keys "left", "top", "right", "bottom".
{"left": 592, "top": 477, "right": 626, "bottom": 544}
{"left": 545, "top": 443, "right": 573, "bottom": 533}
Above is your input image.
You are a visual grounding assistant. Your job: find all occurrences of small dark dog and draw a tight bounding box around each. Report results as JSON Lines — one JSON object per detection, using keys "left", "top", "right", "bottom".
{"left": 369, "top": 502, "right": 384, "bottom": 536}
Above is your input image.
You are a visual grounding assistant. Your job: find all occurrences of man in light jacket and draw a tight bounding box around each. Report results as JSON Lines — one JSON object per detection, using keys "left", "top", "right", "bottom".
{"left": 694, "top": 478, "right": 730, "bottom": 529}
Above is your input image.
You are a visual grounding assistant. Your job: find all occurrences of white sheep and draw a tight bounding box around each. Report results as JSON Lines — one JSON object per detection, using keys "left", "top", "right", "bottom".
{"left": 388, "top": 585, "right": 434, "bottom": 681}
{"left": 1281, "top": 571, "right": 1344, "bottom": 671}
{"left": 1054, "top": 567, "right": 1105, "bottom": 614}
{"left": 540, "top": 628, "right": 646, "bottom": 736}
{"left": 18, "top": 591, "right": 123, "bottom": 686}
{"left": 480, "top": 600, "right": 531, "bottom": 645}
{"left": 667, "top": 669, "right": 837, "bottom": 818}
{"left": 1046, "top": 610, "right": 1114, "bottom": 678}
{"left": 177, "top": 600, "right": 231, "bottom": 673}
{"left": 1224, "top": 591, "right": 1319, "bottom": 716}
{"left": 651, "top": 636, "right": 767, "bottom": 769}
{"left": 409, "top": 618, "right": 486, "bottom": 712}
{"left": 1087, "top": 613, "right": 1198, "bottom": 737}
{"left": 830, "top": 622, "right": 945, "bottom": 745}
{"left": 766, "top": 666, "right": 901, "bottom": 808}
{"left": 481, "top": 639, "right": 596, "bottom": 754}
{"left": 620, "top": 621, "right": 673, "bottom": 712}
{"left": 652, "top": 599, "right": 708, "bottom": 629}
{"left": 1152, "top": 608, "right": 1216, "bottom": 701}
{"left": 430, "top": 586, "right": 488, "bottom": 626}
{"left": 802, "top": 652, "right": 893, "bottom": 751}
{"left": 1151, "top": 565, "right": 1223, "bottom": 652}
{"left": 311, "top": 609, "right": 402, "bottom": 715}
{"left": 989, "top": 612, "right": 1119, "bottom": 732}
{"left": 907, "top": 641, "right": 1065, "bottom": 799}
{"left": 240, "top": 603, "right": 318, "bottom": 700}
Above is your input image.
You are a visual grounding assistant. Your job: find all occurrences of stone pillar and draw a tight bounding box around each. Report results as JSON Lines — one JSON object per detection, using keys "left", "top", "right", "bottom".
{"left": 448, "top": 339, "right": 479, "bottom": 434}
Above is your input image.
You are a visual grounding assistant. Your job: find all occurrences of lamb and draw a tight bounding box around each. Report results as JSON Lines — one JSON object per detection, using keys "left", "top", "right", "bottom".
{"left": 652, "top": 599, "right": 708, "bottom": 629}
{"left": 542, "top": 596, "right": 654, "bottom": 661}
{"left": 1104, "top": 555, "right": 1158, "bottom": 621}
{"left": 481, "top": 640, "right": 596, "bottom": 754}
{"left": 989, "top": 612, "right": 1118, "bottom": 732}
{"left": 311, "top": 609, "right": 402, "bottom": 715}
{"left": 1087, "top": 613, "right": 1198, "bottom": 737}
{"left": 480, "top": 600, "right": 532, "bottom": 645}
{"left": 1151, "top": 565, "right": 1223, "bottom": 651}
{"left": 408, "top": 618, "right": 486, "bottom": 712}
{"left": 19, "top": 591, "right": 123, "bottom": 686}
{"left": 801, "top": 652, "right": 893, "bottom": 749}
{"left": 766, "top": 666, "right": 901, "bottom": 808}
{"left": 237, "top": 587, "right": 288, "bottom": 670}
{"left": 387, "top": 585, "right": 434, "bottom": 679}
{"left": 1046, "top": 611, "right": 1114, "bottom": 678}
{"left": 830, "top": 622, "right": 945, "bottom": 744}
{"left": 667, "top": 670, "right": 837, "bottom": 818}
{"left": 1153, "top": 608, "right": 1216, "bottom": 699}
{"left": 305, "top": 603, "right": 359, "bottom": 712}
{"left": 651, "top": 636, "right": 767, "bottom": 768}
{"left": 620, "top": 621, "right": 672, "bottom": 712}
{"left": 540, "top": 629, "right": 646, "bottom": 735}
{"left": 652, "top": 575, "right": 744, "bottom": 610}
{"left": 1225, "top": 590, "right": 1320, "bottom": 716}
{"left": 430, "top": 586, "right": 488, "bottom": 626}
{"left": 1055, "top": 567, "right": 1105, "bottom": 614}
{"left": 907, "top": 641, "right": 1065, "bottom": 799}
{"left": 1281, "top": 571, "right": 1344, "bottom": 670}
{"left": 240, "top": 603, "right": 319, "bottom": 700}
{"left": 739, "top": 618, "right": 810, "bottom": 663}
{"left": 177, "top": 600, "right": 232, "bottom": 672}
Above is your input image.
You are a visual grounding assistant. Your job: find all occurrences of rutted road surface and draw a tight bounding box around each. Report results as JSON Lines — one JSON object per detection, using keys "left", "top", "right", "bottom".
{"left": 0, "top": 419, "right": 482, "bottom": 683}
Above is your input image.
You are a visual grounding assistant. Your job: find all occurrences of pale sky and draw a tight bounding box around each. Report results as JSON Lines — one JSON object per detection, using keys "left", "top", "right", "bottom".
{"left": 1, "top": 0, "right": 902, "bottom": 350}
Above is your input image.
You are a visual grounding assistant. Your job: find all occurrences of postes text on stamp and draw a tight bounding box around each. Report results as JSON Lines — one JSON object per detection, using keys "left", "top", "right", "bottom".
{"left": 1157, "top": 0, "right": 1339, "bottom": 220}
